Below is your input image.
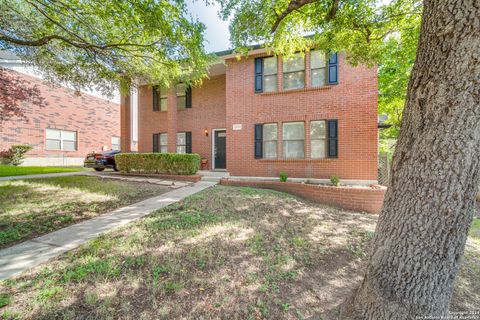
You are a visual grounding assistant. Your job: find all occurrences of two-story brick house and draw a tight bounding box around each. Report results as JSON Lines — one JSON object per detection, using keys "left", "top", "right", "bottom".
{"left": 120, "top": 48, "right": 378, "bottom": 183}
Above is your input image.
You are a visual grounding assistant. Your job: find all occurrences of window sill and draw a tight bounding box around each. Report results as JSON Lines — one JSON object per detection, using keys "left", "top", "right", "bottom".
{"left": 258, "top": 85, "right": 333, "bottom": 96}
{"left": 45, "top": 149, "right": 78, "bottom": 152}
{"left": 258, "top": 158, "right": 336, "bottom": 162}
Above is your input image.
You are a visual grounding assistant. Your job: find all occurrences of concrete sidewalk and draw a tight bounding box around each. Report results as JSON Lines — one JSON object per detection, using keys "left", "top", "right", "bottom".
{"left": 0, "top": 171, "right": 89, "bottom": 181}
{"left": 0, "top": 181, "right": 216, "bottom": 281}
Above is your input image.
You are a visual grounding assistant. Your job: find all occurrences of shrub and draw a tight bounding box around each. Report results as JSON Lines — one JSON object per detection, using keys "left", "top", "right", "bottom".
{"left": 330, "top": 175, "right": 340, "bottom": 187}
{"left": 9, "top": 145, "right": 33, "bottom": 166}
{"left": 0, "top": 145, "right": 32, "bottom": 166}
{"left": 115, "top": 153, "right": 200, "bottom": 175}
{"left": 0, "top": 150, "right": 13, "bottom": 165}
{"left": 279, "top": 172, "right": 288, "bottom": 182}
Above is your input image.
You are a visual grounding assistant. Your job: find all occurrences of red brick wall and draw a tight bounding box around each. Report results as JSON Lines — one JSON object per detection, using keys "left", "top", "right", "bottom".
{"left": 225, "top": 53, "right": 378, "bottom": 180}
{"left": 0, "top": 68, "right": 119, "bottom": 159}
{"left": 220, "top": 179, "right": 386, "bottom": 214}
{"left": 137, "top": 75, "right": 226, "bottom": 169}
{"left": 135, "top": 52, "right": 378, "bottom": 180}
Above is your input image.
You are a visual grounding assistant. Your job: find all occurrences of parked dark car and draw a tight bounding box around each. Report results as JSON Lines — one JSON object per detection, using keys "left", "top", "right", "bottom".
{"left": 84, "top": 150, "right": 120, "bottom": 171}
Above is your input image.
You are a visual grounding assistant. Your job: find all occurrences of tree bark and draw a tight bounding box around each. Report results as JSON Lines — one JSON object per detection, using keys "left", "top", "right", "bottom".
{"left": 351, "top": 0, "right": 480, "bottom": 318}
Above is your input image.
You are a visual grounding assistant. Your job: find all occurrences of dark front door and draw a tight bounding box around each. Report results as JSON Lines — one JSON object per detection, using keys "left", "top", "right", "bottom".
{"left": 214, "top": 130, "right": 226, "bottom": 169}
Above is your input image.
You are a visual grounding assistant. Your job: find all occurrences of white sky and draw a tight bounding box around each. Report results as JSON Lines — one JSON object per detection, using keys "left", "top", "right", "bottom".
{"left": 186, "top": 1, "right": 231, "bottom": 52}
{"left": 186, "top": 0, "right": 396, "bottom": 53}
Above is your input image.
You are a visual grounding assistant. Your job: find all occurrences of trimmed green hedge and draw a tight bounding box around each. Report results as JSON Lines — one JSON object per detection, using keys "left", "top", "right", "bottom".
{"left": 115, "top": 153, "right": 200, "bottom": 175}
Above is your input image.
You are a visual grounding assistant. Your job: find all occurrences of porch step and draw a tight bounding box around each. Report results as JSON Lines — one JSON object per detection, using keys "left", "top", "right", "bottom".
{"left": 199, "top": 170, "right": 229, "bottom": 182}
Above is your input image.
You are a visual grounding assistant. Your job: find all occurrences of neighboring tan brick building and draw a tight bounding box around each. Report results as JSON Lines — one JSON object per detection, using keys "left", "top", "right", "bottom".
{"left": 0, "top": 52, "right": 120, "bottom": 166}
{"left": 123, "top": 48, "right": 378, "bottom": 183}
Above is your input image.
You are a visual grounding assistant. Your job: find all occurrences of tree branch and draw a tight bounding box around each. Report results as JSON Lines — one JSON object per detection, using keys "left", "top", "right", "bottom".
{"left": 271, "top": 0, "right": 339, "bottom": 33}
{"left": 0, "top": 32, "right": 160, "bottom": 51}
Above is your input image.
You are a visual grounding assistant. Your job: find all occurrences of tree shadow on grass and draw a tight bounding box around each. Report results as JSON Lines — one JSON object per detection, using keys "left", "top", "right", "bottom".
{"left": 1, "top": 186, "right": 379, "bottom": 319}
{"left": 0, "top": 178, "right": 159, "bottom": 249}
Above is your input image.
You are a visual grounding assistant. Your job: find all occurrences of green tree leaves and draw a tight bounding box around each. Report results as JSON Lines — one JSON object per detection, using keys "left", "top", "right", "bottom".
{"left": 0, "top": 0, "right": 214, "bottom": 95}
{"left": 217, "top": 0, "right": 422, "bottom": 139}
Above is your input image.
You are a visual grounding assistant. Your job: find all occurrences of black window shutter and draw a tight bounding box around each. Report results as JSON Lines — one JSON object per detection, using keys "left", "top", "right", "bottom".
{"left": 254, "top": 58, "right": 263, "bottom": 93}
{"left": 328, "top": 53, "right": 338, "bottom": 84}
{"left": 327, "top": 120, "right": 338, "bottom": 158}
{"left": 185, "top": 131, "right": 192, "bottom": 153}
{"left": 254, "top": 124, "right": 263, "bottom": 158}
{"left": 152, "top": 86, "right": 159, "bottom": 111}
{"left": 153, "top": 133, "right": 159, "bottom": 152}
{"left": 185, "top": 86, "right": 192, "bottom": 108}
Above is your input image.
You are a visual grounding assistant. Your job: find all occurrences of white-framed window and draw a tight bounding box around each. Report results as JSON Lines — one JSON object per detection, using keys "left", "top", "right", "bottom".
{"left": 283, "top": 53, "right": 305, "bottom": 90}
{"left": 112, "top": 136, "right": 120, "bottom": 150}
{"left": 310, "top": 120, "right": 327, "bottom": 158}
{"left": 160, "top": 133, "right": 168, "bottom": 153}
{"left": 263, "top": 56, "right": 277, "bottom": 92}
{"left": 160, "top": 87, "right": 168, "bottom": 111}
{"left": 311, "top": 50, "right": 327, "bottom": 87}
{"left": 282, "top": 122, "right": 305, "bottom": 158}
{"left": 45, "top": 128, "right": 77, "bottom": 151}
{"left": 176, "top": 83, "right": 186, "bottom": 110}
{"left": 176, "top": 132, "right": 186, "bottom": 154}
{"left": 263, "top": 123, "right": 277, "bottom": 158}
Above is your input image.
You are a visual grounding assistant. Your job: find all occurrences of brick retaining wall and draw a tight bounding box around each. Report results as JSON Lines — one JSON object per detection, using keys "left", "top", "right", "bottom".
{"left": 220, "top": 179, "right": 386, "bottom": 214}
{"left": 115, "top": 172, "right": 202, "bottom": 182}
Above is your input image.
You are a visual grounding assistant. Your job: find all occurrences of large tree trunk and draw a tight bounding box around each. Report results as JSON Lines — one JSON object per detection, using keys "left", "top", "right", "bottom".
{"left": 351, "top": 0, "right": 480, "bottom": 318}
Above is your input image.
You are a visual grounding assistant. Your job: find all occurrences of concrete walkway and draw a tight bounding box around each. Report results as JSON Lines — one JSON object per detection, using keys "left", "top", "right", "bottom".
{"left": 0, "top": 181, "right": 216, "bottom": 281}
{"left": 0, "top": 171, "right": 87, "bottom": 181}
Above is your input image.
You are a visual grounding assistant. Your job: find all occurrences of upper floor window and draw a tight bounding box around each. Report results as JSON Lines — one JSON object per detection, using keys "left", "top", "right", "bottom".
{"left": 159, "top": 88, "right": 168, "bottom": 111}
{"left": 263, "top": 123, "right": 278, "bottom": 158}
{"left": 46, "top": 128, "right": 77, "bottom": 151}
{"left": 311, "top": 51, "right": 327, "bottom": 87}
{"left": 263, "top": 57, "right": 277, "bottom": 92}
{"left": 112, "top": 136, "right": 120, "bottom": 150}
{"left": 310, "top": 120, "right": 327, "bottom": 158}
{"left": 153, "top": 86, "right": 167, "bottom": 112}
{"left": 255, "top": 51, "right": 338, "bottom": 93}
{"left": 282, "top": 122, "right": 305, "bottom": 158}
{"left": 283, "top": 53, "right": 305, "bottom": 90}
{"left": 176, "top": 84, "right": 192, "bottom": 110}
{"left": 176, "top": 84, "right": 186, "bottom": 110}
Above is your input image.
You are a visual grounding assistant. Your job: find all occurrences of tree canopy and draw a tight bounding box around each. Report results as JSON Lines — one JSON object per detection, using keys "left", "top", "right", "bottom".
{"left": 217, "top": 0, "right": 421, "bottom": 139}
{"left": 218, "top": 0, "right": 420, "bottom": 60}
{"left": 377, "top": 13, "right": 419, "bottom": 139}
{"left": 0, "top": 0, "right": 214, "bottom": 95}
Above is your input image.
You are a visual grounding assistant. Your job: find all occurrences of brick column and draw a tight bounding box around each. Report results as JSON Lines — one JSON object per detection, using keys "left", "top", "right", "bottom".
{"left": 277, "top": 55, "right": 283, "bottom": 92}
{"left": 304, "top": 119, "right": 311, "bottom": 158}
{"left": 120, "top": 92, "right": 131, "bottom": 152}
{"left": 305, "top": 50, "right": 311, "bottom": 89}
{"left": 167, "top": 87, "right": 178, "bottom": 153}
{"left": 278, "top": 121, "right": 283, "bottom": 159}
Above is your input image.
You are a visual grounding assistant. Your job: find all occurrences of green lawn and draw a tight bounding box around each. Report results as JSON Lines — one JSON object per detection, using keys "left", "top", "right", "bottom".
{"left": 0, "top": 176, "right": 169, "bottom": 249}
{"left": 0, "top": 186, "right": 478, "bottom": 319}
{"left": 0, "top": 165, "right": 85, "bottom": 177}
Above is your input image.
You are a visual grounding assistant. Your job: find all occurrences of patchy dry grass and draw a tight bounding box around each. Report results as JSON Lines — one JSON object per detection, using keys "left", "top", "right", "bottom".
{"left": 0, "top": 176, "right": 169, "bottom": 248}
{"left": 0, "top": 186, "right": 478, "bottom": 319}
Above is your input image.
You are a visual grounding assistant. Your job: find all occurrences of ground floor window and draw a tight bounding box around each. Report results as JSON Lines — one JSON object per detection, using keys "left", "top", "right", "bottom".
{"left": 160, "top": 133, "right": 168, "bottom": 153}
{"left": 263, "top": 123, "right": 277, "bottom": 158}
{"left": 45, "top": 128, "right": 77, "bottom": 151}
{"left": 310, "top": 120, "right": 327, "bottom": 158}
{"left": 176, "top": 132, "right": 186, "bottom": 153}
{"left": 282, "top": 122, "right": 305, "bottom": 158}
{"left": 112, "top": 136, "right": 120, "bottom": 150}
